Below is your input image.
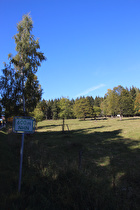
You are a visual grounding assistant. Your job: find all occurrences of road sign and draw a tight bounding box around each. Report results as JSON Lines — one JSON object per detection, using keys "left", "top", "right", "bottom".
{"left": 13, "top": 116, "right": 36, "bottom": 133}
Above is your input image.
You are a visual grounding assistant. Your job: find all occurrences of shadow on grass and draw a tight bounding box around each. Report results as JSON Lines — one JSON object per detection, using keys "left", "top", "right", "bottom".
{"left": 90, "top": 117, "right": 108, "bottom": 121}
{"left": 1, "top": 127, "right": 140, "bottom": 209}
{"left": 120, "top": 117, "right": 140, "bottom": 121}
{"left": 79, "top": 117, "right": 107, "bottom": 121}
{"left": 37, "top": 124, "right": 62, "bottom": 130}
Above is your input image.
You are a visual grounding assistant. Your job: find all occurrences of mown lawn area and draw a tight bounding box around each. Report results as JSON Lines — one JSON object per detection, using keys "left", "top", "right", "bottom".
{"left": 0, "top": 117, "right": 140, "bottom": 209}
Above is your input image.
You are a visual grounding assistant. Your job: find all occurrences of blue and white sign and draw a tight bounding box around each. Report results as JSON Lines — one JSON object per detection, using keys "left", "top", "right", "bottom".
{"left": 13, "top": 117, "right": 36, "bottom": 133}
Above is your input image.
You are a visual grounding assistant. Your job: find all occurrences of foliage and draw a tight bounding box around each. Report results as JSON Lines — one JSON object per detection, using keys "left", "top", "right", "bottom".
{"left": 38, "top": 99, "right": 48, "bottom": 119}
{"left": 0, "top": 14, "right": 46, "bottom": 117}
{"left": 52, "top": 99, "right": 60, "bottom": 120}
{"left": 46, "top": 100, "right": 54, "bottom": 119}
{"left": 101, "top": 98, "right": 108, "bottom": 116}
{"left": 59, "top": 98, "right": 74, "bottom": 119}
{"left": 119, "top": 88, "right": 134, "bottom": 116}
{"left": 33, "top": 103, "right": 44, "bottom": 122}
{"left": 102, "top": 88, "right": 119, "bottom": 116}
{"left": 93, "top": 106, "right": 101, "bottom": 118}
{"left": 0, "top": 62, "right": 22, "bottom": 118}
{"left": 34, "top": 85, "right": 140, "bottom": 122}
{"left": 73, "top": 97, "right": 94, "bottom": 120}
{"left": 94, "top": 96, "right": 103, "bottom": 107}
{"left": 134, "top": 93, "right": 140, "bottom": 115}
{"left": 86, "top": 96, "right": 94, "bottom": 106}
{"left": 130, "top": 86, "right": 136, "bottom": 101}
{"left": 101, "top": 86, "right": 135, "bottom": 117}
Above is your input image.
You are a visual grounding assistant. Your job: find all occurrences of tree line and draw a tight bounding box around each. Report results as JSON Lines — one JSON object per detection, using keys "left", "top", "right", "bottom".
{"left": 33, "top": 96, "right": 103, "bottom": 121}
{"left": 33, "top": 85, "right": 140, "bottom": 121}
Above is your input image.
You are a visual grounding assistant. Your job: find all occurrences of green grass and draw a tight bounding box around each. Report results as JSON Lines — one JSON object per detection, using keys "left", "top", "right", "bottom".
{"left": 1, "top": 117, "right": 140, "bottom": 209}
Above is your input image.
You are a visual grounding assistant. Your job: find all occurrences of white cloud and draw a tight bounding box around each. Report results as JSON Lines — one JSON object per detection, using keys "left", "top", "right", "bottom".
{"left": 75, "top": 84, "right": 106, "bottom": 98}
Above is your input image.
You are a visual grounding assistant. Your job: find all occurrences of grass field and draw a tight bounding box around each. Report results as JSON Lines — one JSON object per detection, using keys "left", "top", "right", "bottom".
{"left": 0, "top": 117, "right": 140, "bottom": 209}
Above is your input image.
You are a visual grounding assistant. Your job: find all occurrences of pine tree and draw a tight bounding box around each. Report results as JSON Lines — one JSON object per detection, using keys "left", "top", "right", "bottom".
{"left": 46, "top": 100, "right": 54, "bottom": 119}
{"left": 52, "top": 99, "right": 60, "bottom": 120}
{"left": 119, "top": 88, "right": 134, "bottom": 116}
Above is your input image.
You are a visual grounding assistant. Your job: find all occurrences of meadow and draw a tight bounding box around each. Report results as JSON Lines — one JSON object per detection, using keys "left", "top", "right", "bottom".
{"left": 0, "top": 117, "right": 140, "bottom": 209}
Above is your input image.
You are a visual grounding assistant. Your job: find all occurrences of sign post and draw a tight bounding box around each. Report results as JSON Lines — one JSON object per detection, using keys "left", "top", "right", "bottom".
{"left": 13, "top": 116, "right": 36, "bottom": 192}
{"left": 18, "top": 133, "right": 24, "bottom": 192}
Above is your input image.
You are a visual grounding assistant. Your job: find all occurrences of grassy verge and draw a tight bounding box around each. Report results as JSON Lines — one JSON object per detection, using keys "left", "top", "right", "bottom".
{"left": 1, "top": 117, "right": 140, "bottom": 209}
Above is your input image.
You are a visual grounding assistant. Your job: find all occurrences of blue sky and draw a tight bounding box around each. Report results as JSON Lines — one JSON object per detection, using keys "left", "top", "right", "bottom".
{"left": 0, "top": 0, "right": 140, "bottom": 100}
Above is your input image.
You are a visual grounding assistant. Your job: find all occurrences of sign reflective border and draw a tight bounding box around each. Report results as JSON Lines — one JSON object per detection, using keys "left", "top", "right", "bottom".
{"left": 13, "top": 116, "right": 36, "bottom": 134}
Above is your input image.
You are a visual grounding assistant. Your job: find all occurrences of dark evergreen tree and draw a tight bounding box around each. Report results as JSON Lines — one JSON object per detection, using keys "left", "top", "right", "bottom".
{"left": 46, "top": 100, "right": 54, "bottom": 119}
{"left": 52, "top": 99, "right": 60, "bottom": 120}
{"left": 39, "top": 99, "right": 48, "bottom": 119}
{"left": 94, "top": 96, "right": 103, "bottom": 107}
{"left": 86, "top": 96, "right": 94, "bottom": 107}
{"left": 0, "top": 61, "right": 22, "bottom": 118}
{"left": 119, "top": 88, "right": 134, "bottom": 116}
{"left": 130, "top": 86, "right": 137, "bottom": 101}
{"left": 71, "top": 98, "right": 75, "bottom": 106}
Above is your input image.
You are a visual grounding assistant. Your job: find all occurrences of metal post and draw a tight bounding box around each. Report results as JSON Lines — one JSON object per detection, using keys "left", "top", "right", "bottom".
{"left": 18, "top": 133, "right": 24, "bottom": 192}
{"left": 18, "top": 66, "right": 25, "bottom": 192}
